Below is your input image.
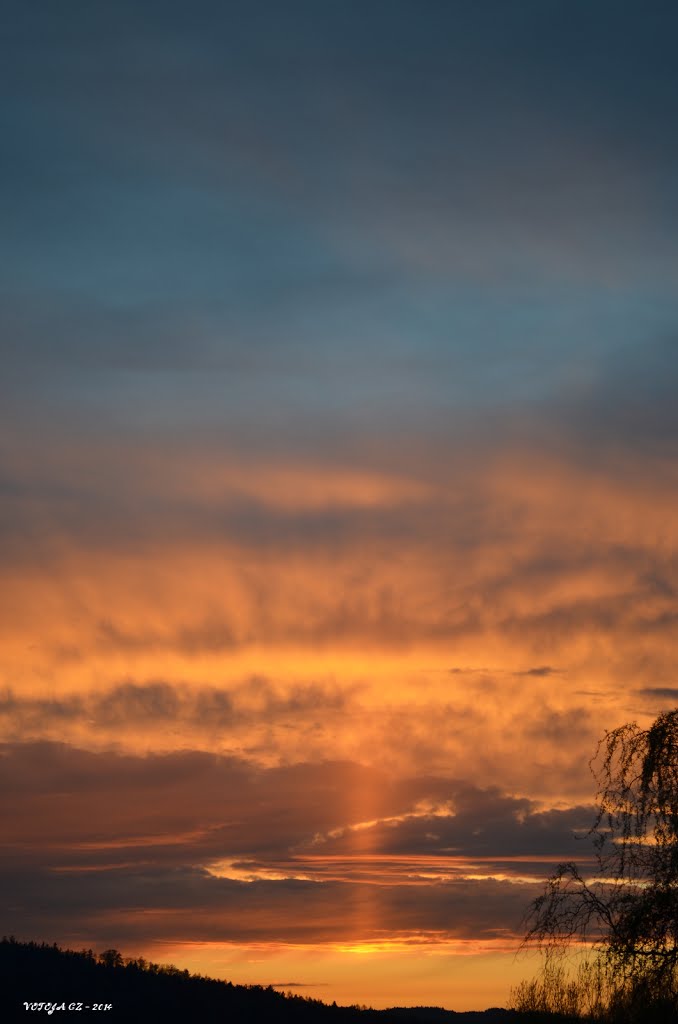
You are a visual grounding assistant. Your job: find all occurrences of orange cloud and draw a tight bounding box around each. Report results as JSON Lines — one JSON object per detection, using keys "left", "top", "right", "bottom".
{"left": 1, "top": 434, "right": 676, "bottom": 1006}
{"left": 1, "top": 440, "right": 675, "bottom": 799}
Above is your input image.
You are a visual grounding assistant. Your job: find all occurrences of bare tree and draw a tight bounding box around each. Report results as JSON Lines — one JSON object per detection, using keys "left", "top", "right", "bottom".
{"left": 523, "top": 709, "right": 678, "bottom": 1011}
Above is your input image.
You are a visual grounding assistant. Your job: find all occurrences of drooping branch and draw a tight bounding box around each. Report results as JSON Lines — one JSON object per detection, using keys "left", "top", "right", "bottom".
{"left": 523, "top": 710, "right": 678, "bottom": 988}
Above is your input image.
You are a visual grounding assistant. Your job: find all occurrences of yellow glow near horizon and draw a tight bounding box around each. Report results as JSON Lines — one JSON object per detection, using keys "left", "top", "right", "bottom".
{"left": 135, "top": 938, "right": 532, "bottom": 1011}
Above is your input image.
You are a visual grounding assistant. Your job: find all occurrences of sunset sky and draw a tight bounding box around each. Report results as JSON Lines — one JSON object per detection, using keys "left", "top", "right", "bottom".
{"left": 2, "top": 0, "right": 678, "bottom": 1011}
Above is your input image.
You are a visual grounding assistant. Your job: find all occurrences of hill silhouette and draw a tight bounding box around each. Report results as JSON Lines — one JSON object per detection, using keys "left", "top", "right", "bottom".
{"left": 0, "top": 937, "right": 539, "bottom": 1023}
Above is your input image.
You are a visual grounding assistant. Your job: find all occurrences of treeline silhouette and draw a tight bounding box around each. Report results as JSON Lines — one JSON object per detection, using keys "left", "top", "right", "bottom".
{"left": 0, "top": 937, "right": 529, "bottom": 1023}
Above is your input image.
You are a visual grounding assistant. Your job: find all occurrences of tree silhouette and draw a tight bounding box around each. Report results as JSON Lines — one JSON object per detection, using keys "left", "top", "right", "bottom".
{"left": 99, "top": 949, "right": 124, "bottom": 969}
{"left": 522, "top": 709, "right": 678, "bottom": 1017}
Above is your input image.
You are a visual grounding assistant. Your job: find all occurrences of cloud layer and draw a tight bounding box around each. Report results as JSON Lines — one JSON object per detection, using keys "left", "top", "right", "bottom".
{"left": 0, "top": 740, "right": 595, "bottom": 949}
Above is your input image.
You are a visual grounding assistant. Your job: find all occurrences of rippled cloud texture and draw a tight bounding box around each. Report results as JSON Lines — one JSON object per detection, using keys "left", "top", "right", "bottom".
{"left": 2, "top": 0, "right": 678, "bottom": 1011}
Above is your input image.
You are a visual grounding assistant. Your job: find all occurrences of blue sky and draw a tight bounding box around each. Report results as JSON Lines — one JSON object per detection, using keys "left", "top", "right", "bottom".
{"left": 3, "top": 0, "right": 678, "bottom": 447}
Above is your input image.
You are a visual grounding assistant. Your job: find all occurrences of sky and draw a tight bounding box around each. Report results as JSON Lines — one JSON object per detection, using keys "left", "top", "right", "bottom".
{"left": 1, "top": 0, "right": 678, "bottom": 1011}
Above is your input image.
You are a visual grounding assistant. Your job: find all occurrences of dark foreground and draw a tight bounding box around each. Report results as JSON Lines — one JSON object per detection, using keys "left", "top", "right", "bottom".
{"left": 0, "top": 937, "right": 562, "bottom": 1024}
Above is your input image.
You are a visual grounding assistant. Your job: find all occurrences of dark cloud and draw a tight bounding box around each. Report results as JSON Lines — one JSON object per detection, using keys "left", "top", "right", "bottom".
{"left": 0, "top": 862, "right": 538, "bottom": 950}
{"left": 270, "top": 983, "right": 328, "bottom": 989}
{"left": 0, "top": 741, "right": 593, "bottom": 861}
{"left": 0, "top": 749, "right": 549, "bottom": 941}
{"left": 0, "top": 678, "right": 354, "bottom": 736}
{"left": 514, "top": 666, "right": 559, "bottom": 678}
{"left": 311, "top": 793, "right": 595, "bottom": 870}
{"left": 0, "top": 741, "right": 375, "bottom": 861}
{"left": 638, "top": 688, "right": 678, "bottom": 702}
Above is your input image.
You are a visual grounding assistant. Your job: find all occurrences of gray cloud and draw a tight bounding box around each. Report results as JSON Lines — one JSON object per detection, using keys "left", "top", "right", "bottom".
{"left": 0, "top": 734, "right": 601, "bottom": 951}
{"left": 0, "top": 862, "right": 538, "bottom": 950}
{"left": 514, "top": 666, "right": 559, "bottom": 678}
{"left": 0, "top": 678, "right": 355, "bottom": 736}
{"left": 637, "top": 688, "right": 678, "bottom": 703}
{"left": 0, "top": 739, "right": 595, "bottom": 876}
